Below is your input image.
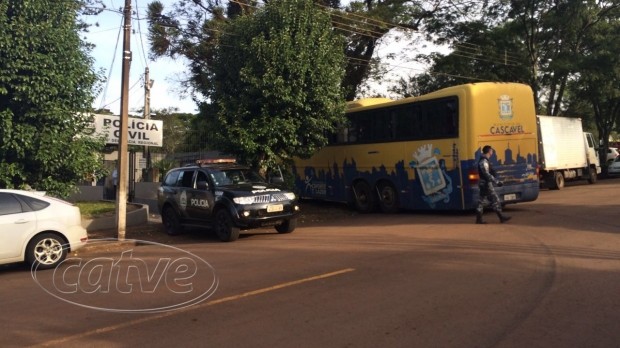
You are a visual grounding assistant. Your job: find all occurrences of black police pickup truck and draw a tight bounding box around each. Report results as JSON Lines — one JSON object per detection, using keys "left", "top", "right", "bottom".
{"left": 157, "top": 159, "right": 300, "bottom": 242}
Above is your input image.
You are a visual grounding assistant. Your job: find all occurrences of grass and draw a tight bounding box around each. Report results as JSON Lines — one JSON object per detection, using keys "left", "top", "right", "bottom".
{"left": 76, "top": 201, "right": 116, "bottom": 218}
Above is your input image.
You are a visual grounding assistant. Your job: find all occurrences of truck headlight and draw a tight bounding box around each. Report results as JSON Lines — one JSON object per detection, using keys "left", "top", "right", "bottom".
{"left": 284, "top": 192, "right": 296, "bottom": 200}
{"left": 233, "top": 197, "right": 255, "bottom": 205}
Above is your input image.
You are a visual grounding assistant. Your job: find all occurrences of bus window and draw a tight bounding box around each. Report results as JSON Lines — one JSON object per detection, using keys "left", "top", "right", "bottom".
{"left": 395, "top": 105, "right": 415, "bottom": 140}
{"left": 372, "top": 109, "right": 394, "bottom": 142}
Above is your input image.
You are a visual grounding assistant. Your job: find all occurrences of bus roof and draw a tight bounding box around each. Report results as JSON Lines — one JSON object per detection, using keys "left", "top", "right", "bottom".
{"left": 346, "top": 82, "right": 531, "bottom": 112}
{"left": 346, "top": 98, "right": 393, "bottom": 110}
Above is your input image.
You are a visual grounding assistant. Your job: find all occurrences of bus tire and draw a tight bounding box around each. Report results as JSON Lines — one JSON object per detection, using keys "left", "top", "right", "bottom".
{"left": 377, "top": 182, "right": 400, "bottom": 213}
{"left": 353, "top": 180, "right": 376, "bottom": 213}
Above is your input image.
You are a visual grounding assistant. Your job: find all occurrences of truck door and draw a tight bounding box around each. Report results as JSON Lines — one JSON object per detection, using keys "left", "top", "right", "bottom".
{"left": 584, "top": 133, "right": 601, "bottom": 173}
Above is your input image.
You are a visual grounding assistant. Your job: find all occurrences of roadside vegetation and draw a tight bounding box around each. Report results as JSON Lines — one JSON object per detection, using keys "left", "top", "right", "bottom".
{"left": 76, "top": 201, "right": 116, "bottom": 219}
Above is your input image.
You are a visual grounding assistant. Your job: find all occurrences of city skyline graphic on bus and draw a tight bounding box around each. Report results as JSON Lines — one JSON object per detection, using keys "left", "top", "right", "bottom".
{"left": 293, "top": 142, "right": 538, "bottom": 210}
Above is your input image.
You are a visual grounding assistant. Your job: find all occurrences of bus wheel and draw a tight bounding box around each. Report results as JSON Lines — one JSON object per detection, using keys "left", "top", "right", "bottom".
{"left": 353, "top": 180, "right": 376, "bottom": 213}
{"left": 378, "top": 182, "right": 400, "bottom": 213}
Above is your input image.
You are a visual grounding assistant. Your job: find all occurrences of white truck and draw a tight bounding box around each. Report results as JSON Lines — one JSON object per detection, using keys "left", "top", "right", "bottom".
{"left": 537, "top": 115, "right": 601, "bottom": 190}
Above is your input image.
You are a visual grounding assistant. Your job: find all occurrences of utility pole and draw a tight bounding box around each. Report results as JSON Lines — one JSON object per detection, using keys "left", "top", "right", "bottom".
{"left": 143, "top": 67, "right": 154, "bottom": 178}
{"left": 115, "top": 0, "right": 132, "bottom": 241}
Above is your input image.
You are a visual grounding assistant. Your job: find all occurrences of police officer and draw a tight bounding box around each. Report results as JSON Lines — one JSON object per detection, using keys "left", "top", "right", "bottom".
{"left": 476, "top": 145, "right": 511, "bottom": 224}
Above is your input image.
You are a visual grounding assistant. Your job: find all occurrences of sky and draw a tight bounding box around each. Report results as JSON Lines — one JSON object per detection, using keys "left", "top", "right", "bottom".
{"left": 84, "top": 0, "right": 199, "bottom": 115}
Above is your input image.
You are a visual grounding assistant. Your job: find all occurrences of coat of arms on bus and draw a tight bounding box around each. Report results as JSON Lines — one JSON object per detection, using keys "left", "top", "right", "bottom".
{"left": 409, "top": 144, "right": 453, "bottom": 207}
{"left": 498, "top": 95, "right": 513, "bottom": 120}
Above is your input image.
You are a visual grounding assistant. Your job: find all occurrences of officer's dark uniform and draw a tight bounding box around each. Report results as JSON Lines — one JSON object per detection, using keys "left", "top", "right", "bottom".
{"left": 476, "top": 147, "right": 511, "bottom": 224}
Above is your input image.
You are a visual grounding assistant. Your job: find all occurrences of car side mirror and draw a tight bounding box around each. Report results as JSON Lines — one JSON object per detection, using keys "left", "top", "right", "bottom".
{"left": 197, "top": 180, "right": 209, "bottom": 190}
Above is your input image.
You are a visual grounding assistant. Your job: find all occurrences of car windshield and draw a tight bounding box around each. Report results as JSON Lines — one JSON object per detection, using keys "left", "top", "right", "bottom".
{"left": 210, "top": 169, "right": 266, "bottom": 187}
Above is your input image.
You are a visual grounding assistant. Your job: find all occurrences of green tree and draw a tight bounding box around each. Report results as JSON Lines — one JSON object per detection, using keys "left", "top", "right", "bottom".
{"left": 395, "top": 0, "right": 619, "bottom": 116}
{"left": 210, "top": 0, "right": 346, "bottom": 169}
{"left": 146, "top": 0, "right": 480, "bottom": 101}
{"left": 569, "top": 19, "right": 620, "bottom": 164}
{"left": 0, "top": 0, "right": 105, "bottom": 197}
{"left": 147, "top": 107, "right": 203, "bottom": 154}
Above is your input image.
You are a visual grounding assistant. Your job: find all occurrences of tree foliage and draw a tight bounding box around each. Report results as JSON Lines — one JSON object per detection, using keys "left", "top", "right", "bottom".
{"left": 148, "top": 107, "right": 204, "bottom": 154}
{"left": 147, "top": 0, "right": 481, "bottom": 101}
{"left": 148, "top": 0, "right": 346, "bottom": 169}
{"left": 0, "top": 0, "right": 105, "bottom": 197}
{"left": 569, "top": 17, "right": 620, "bottom": 162}
{"left": 395, "top": 0, "right": 620, "bottom": 118}
{"left": 210, "top": 0, "right": 346, "bottom": 169}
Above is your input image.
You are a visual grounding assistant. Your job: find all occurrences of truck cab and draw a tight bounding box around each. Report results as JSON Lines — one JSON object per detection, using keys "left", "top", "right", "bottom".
{"left": 584, "top": 132, "right": 602, "bottom": 174}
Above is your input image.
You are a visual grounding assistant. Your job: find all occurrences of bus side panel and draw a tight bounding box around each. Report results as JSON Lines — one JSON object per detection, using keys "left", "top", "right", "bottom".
{"left": 292, "top": 139, "right": 466, "bottom": 211}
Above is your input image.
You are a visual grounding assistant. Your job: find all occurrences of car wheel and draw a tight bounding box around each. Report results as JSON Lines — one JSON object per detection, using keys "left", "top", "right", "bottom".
{"left": 214, "top": 209, "right": 240, "bottom": 242}
{"left": 353, "top": 180, "right": 376, "bottom": 213}
{"left": 26, "top": 233, "right": 67, "bottom": 270}
{"left": 162, "top": 206, "right": 183, "bottom": 235}
{"left": 377, "top": 182, "right": 400, "bottom": 213}
{"left": 275, "top": 218, "right": 297, "bottom": 234}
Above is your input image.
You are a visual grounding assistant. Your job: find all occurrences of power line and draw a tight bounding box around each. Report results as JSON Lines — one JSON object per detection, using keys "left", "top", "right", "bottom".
{"left": 99, "top": 78, "right": 143, "bottom": 110}
{"left": 134, "top": 0, "right": 149, "bottom": 68}
{"left": 98, "top": 15, "right": 124, "bottom": 110}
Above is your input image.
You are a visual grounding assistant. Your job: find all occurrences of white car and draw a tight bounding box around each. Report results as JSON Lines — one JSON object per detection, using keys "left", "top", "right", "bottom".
{"left": 0, "top": 190, "right": 88, "bottom": 269}
{"left": 607, "top": 147, "right": 619, "bottom": 162}
{"left": 608, "top": 156, "right": 620, "bottom": 176}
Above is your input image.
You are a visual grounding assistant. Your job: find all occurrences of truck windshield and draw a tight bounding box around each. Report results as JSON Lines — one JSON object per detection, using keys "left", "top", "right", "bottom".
{"left": 210, "top": 169, "right": 266, "bottom": 187}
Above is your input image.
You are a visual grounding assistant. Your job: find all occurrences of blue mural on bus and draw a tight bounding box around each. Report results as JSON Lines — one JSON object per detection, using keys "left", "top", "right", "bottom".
{"left": 292, "top": 143, "right": 538, "bottom": 211}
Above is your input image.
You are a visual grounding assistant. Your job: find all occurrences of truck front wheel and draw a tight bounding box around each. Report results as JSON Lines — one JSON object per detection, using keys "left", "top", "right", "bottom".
{"left": 587, "top": 167, "right": 597, "bottom": 184}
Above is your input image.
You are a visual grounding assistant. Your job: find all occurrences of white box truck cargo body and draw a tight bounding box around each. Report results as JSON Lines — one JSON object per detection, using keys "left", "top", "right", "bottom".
{"left": 537, "top": 115, "right": 601, "bottom": 189}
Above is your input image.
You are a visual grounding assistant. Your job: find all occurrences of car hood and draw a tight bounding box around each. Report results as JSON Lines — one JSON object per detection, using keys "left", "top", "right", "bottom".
{"left": 217, "top": 183, "right": 291, "bottom": 196}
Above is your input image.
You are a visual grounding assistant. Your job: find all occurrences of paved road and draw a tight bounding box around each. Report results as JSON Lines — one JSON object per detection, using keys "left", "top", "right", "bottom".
{"left": 2, "top": 179, "right": 620, "bottom": 348}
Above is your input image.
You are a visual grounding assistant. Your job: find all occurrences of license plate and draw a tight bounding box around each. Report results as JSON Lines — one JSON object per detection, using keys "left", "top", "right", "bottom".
{"left": 504, "top": 193, "right": 517, "bottom": 201}
{"left": 267, "top": 204, "right": 284, "bottom": 213}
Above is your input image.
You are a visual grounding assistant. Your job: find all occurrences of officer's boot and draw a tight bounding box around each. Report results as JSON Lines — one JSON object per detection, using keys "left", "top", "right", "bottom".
{"left": 497, "top": 212, "right": 511, "bottom": 223}
{"left": 475, "top": 211, "right": 487, "bottom": 224}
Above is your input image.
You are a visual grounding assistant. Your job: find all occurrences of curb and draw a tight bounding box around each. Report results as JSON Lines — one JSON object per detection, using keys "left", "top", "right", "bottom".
{"left": 81, "top": 202, "right": 150, "bottom": 232}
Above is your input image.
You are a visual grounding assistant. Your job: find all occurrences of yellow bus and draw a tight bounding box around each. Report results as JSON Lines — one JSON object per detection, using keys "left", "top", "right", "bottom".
{"left": 292, "top": 82, "right": 540, "bottom": 212}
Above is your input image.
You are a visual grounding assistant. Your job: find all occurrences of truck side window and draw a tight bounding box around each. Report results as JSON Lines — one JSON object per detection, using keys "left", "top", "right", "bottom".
{"left": 586, "top": 134, "right": 594, "bottom": 148}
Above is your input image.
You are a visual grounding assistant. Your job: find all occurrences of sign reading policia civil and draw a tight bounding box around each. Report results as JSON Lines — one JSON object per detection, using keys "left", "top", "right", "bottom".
{"left": 92, "top": 114, "right": 163, "bottom": 147}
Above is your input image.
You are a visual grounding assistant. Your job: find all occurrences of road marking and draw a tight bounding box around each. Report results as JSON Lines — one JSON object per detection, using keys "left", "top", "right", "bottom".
{"left": 33, "top": 268, "right": 355, "bottom": 347}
